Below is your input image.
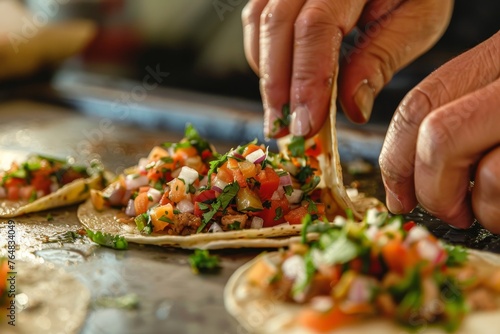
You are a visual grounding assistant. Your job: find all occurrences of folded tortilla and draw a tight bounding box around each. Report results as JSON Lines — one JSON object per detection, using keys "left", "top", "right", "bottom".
{"left": 224, "top": 251, "right": 500, "bottom": 334}
{"left": 0, "top": 173, "right": 103, "bottom": 218}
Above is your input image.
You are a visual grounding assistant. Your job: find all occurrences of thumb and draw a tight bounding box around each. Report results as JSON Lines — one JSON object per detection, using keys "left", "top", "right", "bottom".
{"left": 338, "top": 0, "right": 453, "bottom": 123}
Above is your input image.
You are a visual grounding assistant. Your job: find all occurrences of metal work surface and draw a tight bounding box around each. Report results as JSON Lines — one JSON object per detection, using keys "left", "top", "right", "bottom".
{"left": 1, "top": 97, "right": 499, "bottom": 334}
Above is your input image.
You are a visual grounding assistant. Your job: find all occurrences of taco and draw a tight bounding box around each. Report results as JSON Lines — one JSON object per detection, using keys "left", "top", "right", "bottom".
{"left": 224, "top": 209, "right": 500, "bottom": 333}
{"left": 0, "top": 258, "right": 90, "bottom": 333}
{"left": 78, "top": 124, "right": 343, "bottom": 249}
{"left": 0, "top": 154, "right": 105, "bottom": 217}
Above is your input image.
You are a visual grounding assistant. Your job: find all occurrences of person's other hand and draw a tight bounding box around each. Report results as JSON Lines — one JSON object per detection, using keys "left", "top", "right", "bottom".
{"left": 242, "top": 0, "right": 454, "bottom": 138}
{"left": 380, "top": 31, "right": 500, "bottom": 232}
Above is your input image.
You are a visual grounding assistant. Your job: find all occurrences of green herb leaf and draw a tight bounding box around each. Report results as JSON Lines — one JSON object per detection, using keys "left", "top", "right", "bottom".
{"left": 188, "top": 249, "right": 221, "bottom": 274}
{"left": 86, "top": 230, "right": 128, "bottom": 250}
{"left": 228, "top": 221, "right": 242, "bottom": 230}
{"left": 288, "top": 136, "right": 305, "bottom": 157}
{"left": 442, "top": 243, "right": 468, "bottom": 267}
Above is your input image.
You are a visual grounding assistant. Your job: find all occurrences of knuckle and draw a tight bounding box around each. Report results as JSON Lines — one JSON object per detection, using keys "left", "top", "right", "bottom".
{"left": 395, "top": 88, "right": 433, "bottom": 131}
{"left": 379, "top": 146, "right": 415, "bottom": 183}
{"left": 260, "top": 2, "right": 294, "bottom": 28}
{"left": 365, "top": 45, "right": 399, "bottom": 85}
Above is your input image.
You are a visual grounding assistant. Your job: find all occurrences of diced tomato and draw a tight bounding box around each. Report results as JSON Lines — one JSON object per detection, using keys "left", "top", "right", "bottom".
{"left": 139, "top": 186, "right": 150, "bottom": 193}
{"left": 90, "top": 189, "right": 106, "bottom": 211}
{"left": 403, "top": 221, "right": 417, "bottom": 231}
{"left": 159, "top": 191, "right": 173, "bottom": 206}
{"left": 238, "top": 160, "right": 257, "bottom": 179}
{"left": 134, "top": 192, "right": 150, "bottom": 215}
{"left": 257, "top": 197, "right": 289, "bottom": 227}
{"left": 193, "top": 202, "right": 204, "bottom": 217}
{"left": 236, "top": 187, "right": 263, "bottom": 212}
{"left": 255, "top": 167, "right": 280, "bottom": 201}
{"left": 168, "top": 178, "right": 188, "bottom": 203}
{"left": 31, "top": 170, "right": 52, "bottom": 194}
{"left": 226, "top": 156, "right": 240, "bottom": 170}
{"left": 232, "top": 168, "right": 247, "bottom": 188}
{"left": 201, "top": 149, "right": 213, "bottom": 161}
{"left": 216, "top": 163, "right": 233, "bottom": 184}
{"left": 174, "top": 145, "right": 197, "bottom": 162}
{"left": 349, "top": 257, "right": 363, "bottom": 273}
{"left": 194, "top": 189, "right": 216, "bottom": 203}
{"left": 19, "top": 186, "right": 35, "bottom": 201}
{"left": 298, "top": 306, "right": 356, "bottom": 332}
{"left": 284, "top": 206, "right": 308, "bottom": 225}
{"left": 150, "top": 203, "right": 174, "bottom": 232}
{"left": 305, "top": 136, "right": 322, "bottom": 157}
{"left": 61, "top": 169, "right": 85, "bottom": 185}
{"left": 381, "top": 239, "right": 418, "bottom": 275}
{"left": 7, "top": 186, "right": 20, "bottom": 201}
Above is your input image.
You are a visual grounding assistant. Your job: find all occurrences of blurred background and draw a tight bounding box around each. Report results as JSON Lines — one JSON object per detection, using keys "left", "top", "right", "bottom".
{"left": 0, "top": 0, "right": 499, "bottom": 159}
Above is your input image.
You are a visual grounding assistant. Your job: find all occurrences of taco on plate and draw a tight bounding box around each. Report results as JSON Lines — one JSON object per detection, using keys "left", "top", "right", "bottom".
{"left": 224, "top": 209, "right": 500, "bottom": 333}
{"left": 0, "top": 154, "right": 105, "bottom": 217}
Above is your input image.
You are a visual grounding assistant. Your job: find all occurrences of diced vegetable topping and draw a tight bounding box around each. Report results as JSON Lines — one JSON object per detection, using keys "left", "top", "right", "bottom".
{"left": 0, "top": 155, "right": 92, "bottom": 202}
{"left": 254, "top": 210, "right": 500, "bottom": 332}
{"left": 91, "top": 124, "right": 325, "bottom": 236}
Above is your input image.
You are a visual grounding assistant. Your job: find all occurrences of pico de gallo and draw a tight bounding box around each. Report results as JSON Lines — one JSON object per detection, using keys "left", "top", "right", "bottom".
{"left": 90, "top": 125, "right": 325, "bottom": 235}
{"left": 246, "top": 210, "right": 500, "bottom": 333}
{"left": 0, "top": 155, "right": 92, "bottom": 202}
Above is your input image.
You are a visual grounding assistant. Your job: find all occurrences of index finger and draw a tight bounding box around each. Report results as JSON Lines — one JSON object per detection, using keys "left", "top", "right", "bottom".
{"left": 379, "top": 31, "right": 500, "bottom": 214}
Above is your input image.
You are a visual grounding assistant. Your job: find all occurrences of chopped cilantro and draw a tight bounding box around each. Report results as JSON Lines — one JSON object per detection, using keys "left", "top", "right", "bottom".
{"left": 272, "top": 104, "right": 291, "bottom": 134}
{"left": 288, "top": 136, "right": 305, "bottom": 157}
{"left": 206, "top": 153, "right": 228, "bottom": 188}
{"left": 86, "top": 230, "right": 128, "bottom": 250}
{"left": 189, "top": 249, "right": 221, "bottom": 274}
{"left": 442, "top": 243, "right": 468, "bottom": 267}
{"left": 274, "top": 207, "right": 283, "bottom": 221}
{"left": 159, "top": 215, "right": 173, "bottom": 224}
{"left": 283, "top": 185, "right": 294, "bottom": 196}
{"left": 198, "top": 182, "right": 240, "bottom": 233}
{"left": 228, "top": 221, "right": 242, "bottom": 230}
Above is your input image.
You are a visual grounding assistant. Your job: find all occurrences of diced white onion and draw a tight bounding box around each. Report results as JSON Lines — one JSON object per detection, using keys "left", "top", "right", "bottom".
{"left": 271, "top": 190, "right": 281, "bottom": 201}
{"left": 282, "top": 255, "right": 306, "bottom": 281}
{"left": 208, "top": 222, "right": 223, "bottom": 233}
{"left": 346, "top": 188, "right": 359, "bottom": 199}
{"left": 285, "top": 188, "right": 303, "bottom": 204}
{"left": 405, "top": 225, "right": 430, "bottom": 245}
{"left": 310, "top": 296, "right": 334, "bottom": 312}
{"left": 417, "top": 238, "right": 440, "bottom": 263}
{"left": 279, "top": 172, "right": 292, "bottom": 186}
{"left": 124, "top": 174, "right": 149, "bottom": 190}
{"left": 138, "top": 158, "right": 149, "bottom": 173}
{"left": 0, "top": 187, "right": 5, "bottom": 199}
{"left": 125, "top": 199, "right": 136, "bottom": 216}
{"left": 147, "top": 188, "right": 162, "bottom": 204}
{"left": 178, "top": 166, "right": 199, "bottom": 185}
{"left": 245, "top": 148, "right": 266, "bottom": 164}
{"left": 177, "top": 199, "right": 194, "bottom": 213}
{"left": 250, "top": 216, "right": 264, "bottom": 229}
{"left": 333, "top": 215, "right": 347, "bottom": 226}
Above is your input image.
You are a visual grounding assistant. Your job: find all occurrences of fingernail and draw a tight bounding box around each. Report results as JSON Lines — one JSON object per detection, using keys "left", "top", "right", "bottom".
{"left": 290, "top": 105, "right": 310, "bottom": 136}
{"left": 353, "top": 82, "right": 374, "bottom": 122}
{"left": 264, "top": 108, "right": 280, "bottom": 139}
{"left": 385, "top": 188, "right": 403, "bottom": 213}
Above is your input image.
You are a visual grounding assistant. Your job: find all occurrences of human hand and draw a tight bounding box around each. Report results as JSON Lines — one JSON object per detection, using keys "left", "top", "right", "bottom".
{"left": 379, "top": 31, "right": 500, "bottom": 232}
{"left": 242, "top": 0, "right": 454, "bottom": 138}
